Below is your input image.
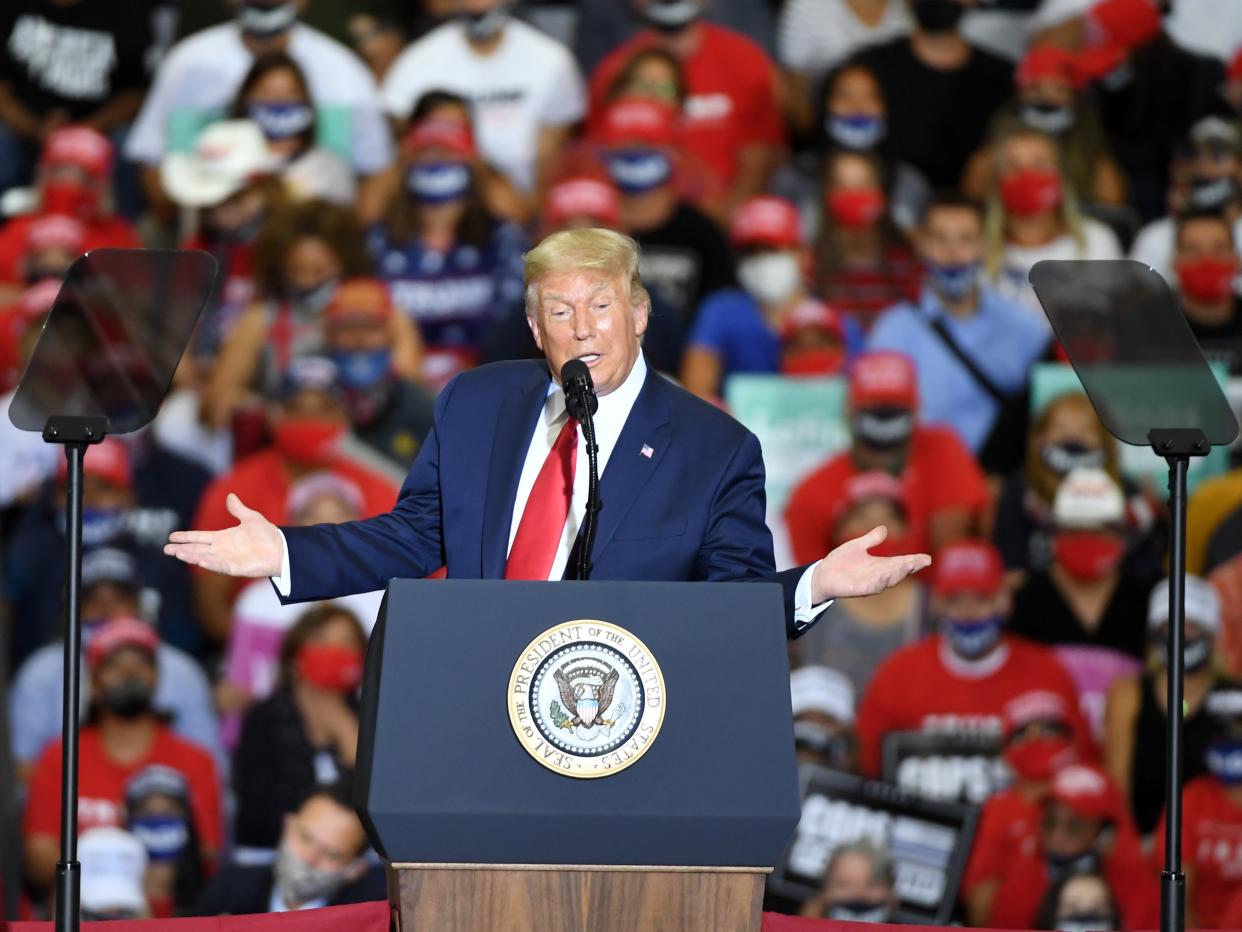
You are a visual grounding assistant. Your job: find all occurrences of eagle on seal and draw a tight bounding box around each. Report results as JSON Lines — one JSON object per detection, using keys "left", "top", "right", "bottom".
{"left": 553, "top": 665, "right": 620, "bottom": 727}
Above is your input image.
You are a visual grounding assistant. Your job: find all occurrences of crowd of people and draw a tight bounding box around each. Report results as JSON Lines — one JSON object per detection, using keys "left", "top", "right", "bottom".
{"left": 4, "top": 0, "right": 1242, "bottom": 924}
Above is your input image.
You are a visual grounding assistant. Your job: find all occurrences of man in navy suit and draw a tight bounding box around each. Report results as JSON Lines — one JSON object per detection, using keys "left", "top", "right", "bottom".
{"left": 167, "top": 229, "right": 929, "bottom": 636}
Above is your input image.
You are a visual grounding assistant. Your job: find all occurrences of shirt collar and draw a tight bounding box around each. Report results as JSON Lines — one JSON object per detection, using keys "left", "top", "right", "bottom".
{"left": 919, "top": 286, "right": 989, "bottom": 321}
{"left": 544, "top": 351, "right": 648, "bottom": 427}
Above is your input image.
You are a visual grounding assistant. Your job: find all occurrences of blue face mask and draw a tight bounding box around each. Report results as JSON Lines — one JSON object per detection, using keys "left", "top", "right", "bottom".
{"left": 1206, "top": 737, "right": 1242, "bottom": 786}
{"left": 58, "top": 507, "right": 128, "bottom": 547}
{"left": 827, "top": 113, "right": 886, "bottom": 151}
{"left": 130, "top": 814, "right": 189, "bottom": 862}
{"left": 607, "top": 149, "right": 672, "bottom": 195}
{"left": 942, "top": 614, "right": 1004, "bottom": 660}
{"left": 247, "top": 101, "right": 314, "bottom": 141}
{"left": 330, "top": 348, "right": 392, "bottom": 390}
{"left": 406, "top": 161, "right": 471, "bottom": 204}
{"left": 926, "top": 260, "right": 981, "bottom": 303}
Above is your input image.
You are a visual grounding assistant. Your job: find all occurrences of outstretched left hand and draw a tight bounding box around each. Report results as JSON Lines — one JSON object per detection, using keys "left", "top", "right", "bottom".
{"left": 811, "top": 525, "right": 932, "bottom": 603}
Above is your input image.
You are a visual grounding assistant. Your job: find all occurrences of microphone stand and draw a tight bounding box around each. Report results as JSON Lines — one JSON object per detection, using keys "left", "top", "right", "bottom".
{"left": 578, "top": 411, "right": 601, "bottom": 582}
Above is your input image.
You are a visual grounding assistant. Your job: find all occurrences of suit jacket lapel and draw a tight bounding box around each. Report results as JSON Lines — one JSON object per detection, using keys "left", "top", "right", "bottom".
{"left": 480, "top": 364, "right": 550, "bottom": 578}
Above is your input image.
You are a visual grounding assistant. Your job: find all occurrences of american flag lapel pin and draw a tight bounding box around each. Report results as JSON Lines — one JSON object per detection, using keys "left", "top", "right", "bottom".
{"left": 640, "top": 443, "right": 654, "bottom": 459}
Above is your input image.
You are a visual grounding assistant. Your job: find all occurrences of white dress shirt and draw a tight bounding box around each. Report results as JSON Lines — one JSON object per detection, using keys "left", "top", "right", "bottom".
{"left": 274, "top": 353, "right": 829, "bottom": 629}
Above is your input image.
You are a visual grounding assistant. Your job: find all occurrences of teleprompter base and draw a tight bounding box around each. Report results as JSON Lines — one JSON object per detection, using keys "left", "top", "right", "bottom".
{"left": 388, "top": 862, "right": 768, "bottom": 932}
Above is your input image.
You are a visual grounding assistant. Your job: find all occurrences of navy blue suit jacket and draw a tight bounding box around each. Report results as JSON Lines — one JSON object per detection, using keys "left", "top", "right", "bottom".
{"left": 281, "top": 360, "right": 809, "bottom": 636}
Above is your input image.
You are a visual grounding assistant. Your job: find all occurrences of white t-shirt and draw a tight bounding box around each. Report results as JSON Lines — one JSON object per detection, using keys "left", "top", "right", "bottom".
{"left": 380, "top": 20, "right": 586, "bottom": 192}
{"left": 1130, "top": 213, "right": 1242, "bottom": 294}
{"left": 960, "top": 0, "right": 1092, "bottom": 62}
{"left": 992, "top": 217, "right": 1123, "bottom": 319}
{"left": 777, "top": 0, "right": 911, "bottom": 79}
{"left": 125, "top": 23, "right": 393, "bottom": 174}
{"left": 1165, "top": 0, "right": 1242, "bottom": 62}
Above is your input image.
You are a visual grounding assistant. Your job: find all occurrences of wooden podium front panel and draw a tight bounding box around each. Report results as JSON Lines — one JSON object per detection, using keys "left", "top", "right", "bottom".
{"left": 389, "top": 863, "right": 766, "bottom": 932}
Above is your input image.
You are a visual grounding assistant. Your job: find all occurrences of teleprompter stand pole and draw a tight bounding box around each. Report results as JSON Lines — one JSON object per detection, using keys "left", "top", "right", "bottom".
{"left": 44, "top": 415, "right": 108, "bottom": 932}
{"left": 1149, "top": 427, "right": 1210, "bottom": 932}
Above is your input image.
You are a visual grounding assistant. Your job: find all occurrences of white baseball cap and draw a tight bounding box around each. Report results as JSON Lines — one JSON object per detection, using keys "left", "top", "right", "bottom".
{"left": 161, "top": 120, "right": 278, "bottom": 208}
{"left": 80, "top": 826, "right": 148, "bottom": 915}
{"left": 1147, "top": 575, "right": 1221, "bottom": 635}
{"left": 790, "top": 665, "right": 855, "bottom": 725}
{"left": 1052, "top": 467, "right": 1125, "bottom": 529}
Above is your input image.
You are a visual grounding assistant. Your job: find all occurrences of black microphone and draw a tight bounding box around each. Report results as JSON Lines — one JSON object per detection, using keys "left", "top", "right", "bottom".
{"left": 561, "top": 358, "right": 599, "bottom": 420}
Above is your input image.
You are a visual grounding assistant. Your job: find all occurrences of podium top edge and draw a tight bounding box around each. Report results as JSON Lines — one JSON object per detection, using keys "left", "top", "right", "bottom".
{"left": 387, "top": 863, "right": 773, "bottom": 874}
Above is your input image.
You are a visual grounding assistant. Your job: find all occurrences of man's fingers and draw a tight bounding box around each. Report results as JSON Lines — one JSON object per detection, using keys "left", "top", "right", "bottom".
{"left": 168, "top": 530, "right": 217, "bottom": 545}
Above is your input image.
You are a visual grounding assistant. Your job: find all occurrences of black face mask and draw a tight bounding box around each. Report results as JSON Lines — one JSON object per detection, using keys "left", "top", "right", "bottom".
{"left": 852, "top": 406, "right": 914, "bottom": 451}
{"left": 100, "top": 678, "right": 154, "bottom": 720}
{"left": 1153, "top": 635, "right": 1215, "bottom": 674}
{"left": 1189, "top": 175, "right": 1240, "bottom": 213}
{"left": 641, "top": 0, "right": 703, "bottom": 33}
{"left": 1044, "top": 848, "right": 1100, "bottom": 880}
{"left": 912, "top": 0, "right": 965, "bottom": 33}
{"left": 793, "top": 721, "right": 854, "bottom": 768}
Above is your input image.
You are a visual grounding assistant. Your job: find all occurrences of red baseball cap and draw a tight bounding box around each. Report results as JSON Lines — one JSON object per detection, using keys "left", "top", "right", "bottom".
{"left": 730, "top": 196, "right": 802, "bottom": 250}
{"left": 1016, "top": 45, "right": 1082, "bottom": 90}
{"left": 41, "top": 126, "right": 114, "bottom": 179}
{"left": 780, "top": 299, "right": 844, "bottom": 343}
{"left": 831, "top": 470, "right": 906, "bottom": 528}
{"left": 402, "top": 116, "right": 476, "bottom": 159}
{"left": 1086, "top": 0, "right": 1161, "bottom": 51}
{"left": 86, "top": 616, "right": 159, "bottom": 671}
{"left": 595, "top": 97, "right": 678, "bottom": 148}
{"left": 848, "top": 351, "right": 918, "bottom": 409}
{"left": 544, "top": 177, "right": 622, "bottom": 228}
{"left": 323, "top": 278, "right": 393, "bottom": 325}
{"left": 1002, "top": 690, "right": 1072, "bottom": 738}
{"left": 26, "top": 214, "right": 86, "bottom": 254}
{"left": 1049, "top": 763, "right": 1123, "bottom": 823}
{"left": 932, "top": 540, "right": 1005, "bottom": 598}
{"left": 1229, "top": 47, "right": 1242, "bottom": 83}
{"left": 57, "top": 436, "right": 133, "bottom": 490}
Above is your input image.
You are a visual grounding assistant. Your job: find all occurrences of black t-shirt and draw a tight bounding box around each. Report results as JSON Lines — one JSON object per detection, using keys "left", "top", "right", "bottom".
{"left": 1008, "top": 570, "right": 1156, "bottom": 661}
{"left": 0, "top": 0, "right": 152, "bottom": 119}
{"left": 355, "top": 378, "right": 436, "bottom": 471}
{"left": 633, "top": 202, "right": 737, "bottom": 324}
{"left": 854, "top": 38, "right": 1013, "bottom": 189}
{"left": 1188, "top": 299, "right": 1242, "bottom": 375}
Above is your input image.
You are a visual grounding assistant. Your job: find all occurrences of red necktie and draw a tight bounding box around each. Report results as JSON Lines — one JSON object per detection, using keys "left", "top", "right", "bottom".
{"left": 505, "top": 416, "right": 578, "bottom": 580}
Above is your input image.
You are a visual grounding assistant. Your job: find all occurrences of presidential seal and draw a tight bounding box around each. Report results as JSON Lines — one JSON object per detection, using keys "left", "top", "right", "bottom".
{"left": 508, "top": 620, "right": 666, "bottom": 779}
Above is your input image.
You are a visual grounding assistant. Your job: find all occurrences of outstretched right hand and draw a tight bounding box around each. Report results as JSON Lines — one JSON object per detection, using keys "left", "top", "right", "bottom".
{"left": 164, "top": 493, "right": 284, "bottom": 578}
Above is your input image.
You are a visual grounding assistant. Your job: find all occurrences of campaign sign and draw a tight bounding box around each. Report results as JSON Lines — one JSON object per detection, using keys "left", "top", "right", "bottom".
{"left": 770, "top": 766, "right": 979, "bottom": 923}
{"left": 882, "top": 730, "right": 1008, "bottom": 806}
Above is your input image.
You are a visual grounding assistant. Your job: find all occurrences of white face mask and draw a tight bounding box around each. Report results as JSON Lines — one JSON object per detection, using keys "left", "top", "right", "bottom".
{"left": 737, "top": 252, "right": 802, "bottom": 306}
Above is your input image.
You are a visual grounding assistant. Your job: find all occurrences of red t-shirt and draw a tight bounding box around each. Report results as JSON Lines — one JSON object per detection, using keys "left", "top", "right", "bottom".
{"left": 855, "top": 635, "right": 1093, "bottom": 777}
{"left": 784, "top": 425, "right": 990, "bottom": 564}
{"left": 0, "top": 212, "right": 142, "bottom": 284}
{"left": 588, "top": 24, "right": 784, "bottom": 187}
{"left": 1176, "top": 775, "right": 1242, "bottom": 928}
{"left": 23, "top": 725, "right": 222, "bottom": 853}
{"left": 961, "top": 788, "right": 1041, "bottom": 896}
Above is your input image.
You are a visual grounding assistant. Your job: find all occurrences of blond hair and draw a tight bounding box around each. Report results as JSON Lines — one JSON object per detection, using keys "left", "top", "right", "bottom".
{"left": 523, "top": 227, "right": 649, "bottom": 316}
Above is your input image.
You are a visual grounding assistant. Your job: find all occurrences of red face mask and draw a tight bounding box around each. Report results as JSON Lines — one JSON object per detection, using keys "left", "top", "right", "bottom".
{"left": 42, "top": 180, "right": 98, "bottom": 221}
{"left": 1176, "top": 256, "right": 1238, "bottom": 304}
{"left": 827, "top": 188, "right": 886, "bottom": 229}
{"left": 999, "top": 168, "right": 1062, "bottom": 217}
{"left": 1006, "top": 735, "right": 1076, "bottom": 782}
{"left": 782, "top": 346, "right": 846, "bottom": 376}
{"left": 296, "top": 643, "right": 364, "bottom": 692}
{"left": 1053, "top": 530, "right": 1124, "bottom": 583}
{"left": 274, "top": 417, "right": 345, "bottom": 465}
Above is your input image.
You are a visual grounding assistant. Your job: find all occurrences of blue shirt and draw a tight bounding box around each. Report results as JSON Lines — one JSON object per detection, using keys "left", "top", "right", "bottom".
{"left": 867, "top": 287, "right": 1049, "bottom": 451}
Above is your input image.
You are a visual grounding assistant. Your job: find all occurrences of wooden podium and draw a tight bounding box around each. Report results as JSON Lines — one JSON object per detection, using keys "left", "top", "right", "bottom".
{"left": 387, "top": 863, "right": 767, "bottom": 932}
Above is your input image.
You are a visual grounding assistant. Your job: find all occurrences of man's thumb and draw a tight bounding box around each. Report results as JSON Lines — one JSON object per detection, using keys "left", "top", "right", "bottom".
{"left": 226, "top": 493, "right": 256, "bottom": 523}
{"left": 861, "top": 525, "right": 888, "bottom": 550}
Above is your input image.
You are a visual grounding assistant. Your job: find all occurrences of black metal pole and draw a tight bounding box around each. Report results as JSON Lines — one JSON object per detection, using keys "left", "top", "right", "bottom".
{"left": 54, "top": 441, "right": 87, "bottom": 932}
{"left": 1162, "top": 454, "right": 1188, "bottom": 932}
{"left": 578, "top": 413, "right": 601, "bottom": 582}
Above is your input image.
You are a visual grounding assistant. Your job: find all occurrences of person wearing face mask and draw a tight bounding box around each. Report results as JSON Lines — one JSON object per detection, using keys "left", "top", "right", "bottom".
{"left": 856, "top": 539, "right": 1093, "bottom": 778}
{"left": 232, "top": 605, "right": 368, "bottom": 850}
{"left": 1033, "top": 870, "right": 1122, "bottom": 932}
{"left": 1103, "top": 576, "right": 1241, "bottom": 838}
{"left": 962, "top": 691, "right": 1083, "bottom": 926}
{"left": 962, "top": 45, "right": 1127, "bottom": 207}
{"left": 1171, "top": 211, "right": 1242, "bottom": 373}
{"left": 124, "top": 766, "right": 209, "bottom": 918}
{"left": 588, "top": 0, "right": 785, "bottom": 213}
{"left": 681, "top": 195, "right": 852, "bottom": 397}
{"left": 0, "top": 127, "right": 141, "bottom": 287}
{"left": 790, "top": 665, "right": 859, "bottom": 773}
{"left": 987, "top": 763, "right": 1156, "bottom": 929}
{"left": 592, "top": 96, "right": 737, "bottom": 328}
{"left": 792, "top": 472, "right": 926, "bottom": 698}
{"left": 869, "top": 193, "right": 1049, "bottom": 458}
{"left": 814, "top": 148, "right": 922, "bottom": 330}
{"left": 381, "top": 0, "right": 585, "bottom": 196}
{"left": 21, "top": 617, "right": 222, "bottom": 897}
{"left": 127, "top": 0, "right": 393, "bottom": 225}
{"left": 800, "top": 839, "right": 898, "bottom": 922}
{"left": 190, "top": 356, "right": 400, "bottom": 644}
{"left": 1131, "top": 118, "right": 1242, "bottom": 288}
{"left": 9, "top": 547, "right": 223, "bottom": 786}
{"left": 194, "top": 778, "right": 384, "bottom": 914}
{"left": 786, "top": 351, "right": 990, "bottom": 563}
{"left": 370, "top": 107, "right": 527, "bottom": 389}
